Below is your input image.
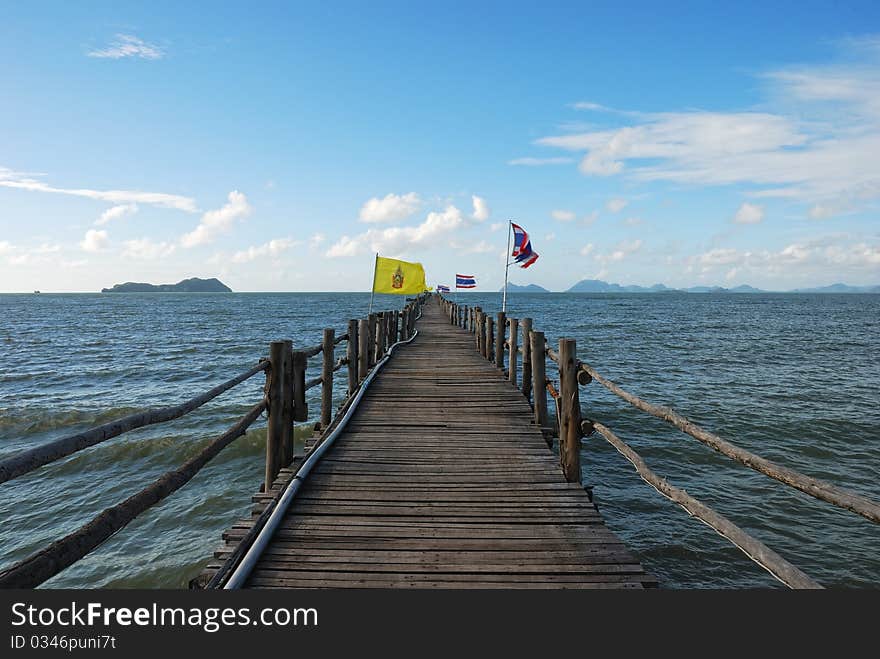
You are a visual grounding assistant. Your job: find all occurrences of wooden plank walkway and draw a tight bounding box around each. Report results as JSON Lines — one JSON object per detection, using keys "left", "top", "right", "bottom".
{"left": 200, "top": 298, "right": 655, "bottom": 589}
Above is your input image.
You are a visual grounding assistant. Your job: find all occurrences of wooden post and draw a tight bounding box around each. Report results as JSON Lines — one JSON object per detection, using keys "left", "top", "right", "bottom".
{"left": 281, "top": 339, "right": 294, "bottom": 466}
{"left": 390, "top": 310, "right": 399, "bottom": 345}
{"left": 292, "top": 350, "right": 308, "bottom": 424}
{"left": 494, "top": 312, "right": 505, "bottom": 368}
{"left": 486, "top": 315, "right": 494, "bottom": 362}
{"left": 265, "top": 341, "right": 285, "bottom": 490}
{"left": 347, "top": 319, "right": 358, "bottom": 395}
{"left": 521, "top": 318, "right": 532, "bottom": 399}
{"left": 358, "top": 318, "right": 369, "bottom": 382}
{"left": 321, "top": 328, "right": 334, "bottom": 428}
{"left": 373, "top": 313, "right": 383, "bottom": 363}
{"left": 399, "top": 309, "right": 407, "bottom": 341}
{"left": 530, "top": 330, "right": 548, "bottom": 432}
{"left": 475, "top": 310, "right": 483, "bottom": 353}
{"left": 559, "top": 338, "right": 582, "bottom": 483}
{"left": 508, "top": 317, "right": 518, "bottom": 386}
{"left": 367, "top": 313, "right": 377, "bottom": 367}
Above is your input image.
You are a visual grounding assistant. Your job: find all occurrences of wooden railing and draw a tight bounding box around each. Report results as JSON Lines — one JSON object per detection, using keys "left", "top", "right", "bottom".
{"left": 437, "top": 295, "right": 880, "bottom": 589}
{"left": 0, "top": 294, "right": 427, "bottom": 588}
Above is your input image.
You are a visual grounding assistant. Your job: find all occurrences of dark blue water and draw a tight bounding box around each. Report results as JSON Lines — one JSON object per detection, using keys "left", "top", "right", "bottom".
{"left": 1, "top": 292, "right": 878, "bottom": 588}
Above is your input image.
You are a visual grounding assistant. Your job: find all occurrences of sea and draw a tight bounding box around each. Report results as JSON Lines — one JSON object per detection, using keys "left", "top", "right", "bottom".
{"left": 1, "top": 292, "right": 878, "bottom": 589}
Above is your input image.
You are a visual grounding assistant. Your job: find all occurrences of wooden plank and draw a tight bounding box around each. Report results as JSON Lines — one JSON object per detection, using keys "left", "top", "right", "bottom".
{"left": 197, "top": 297, "right": 654, "bottom": 590}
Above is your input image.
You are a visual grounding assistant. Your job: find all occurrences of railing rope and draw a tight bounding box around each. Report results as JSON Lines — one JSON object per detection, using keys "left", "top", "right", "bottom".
{"left": 578, "top": 361, "right": 880, "bottom": 525}
{"left": 0, "top": 400, "right": 267, "bottom": 589}
{"left": 0, "top": 360, "right": 269, "bottom": 486}
{"left": 591, "top": 421, "right": 823, "bottom": 589}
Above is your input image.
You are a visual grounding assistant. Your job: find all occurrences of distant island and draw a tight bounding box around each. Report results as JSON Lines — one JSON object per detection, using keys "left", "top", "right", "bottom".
{"left": 478, "top": 279, "right": 880, "bottom": 294}
{"left": 563, "top": 279, "right": 879, "bottom": 294}
{"left": 101, "top": 277, "right": 232, "bottom": 293}
{"left": 500, "top": 283, "right": 551, "bottom": 293}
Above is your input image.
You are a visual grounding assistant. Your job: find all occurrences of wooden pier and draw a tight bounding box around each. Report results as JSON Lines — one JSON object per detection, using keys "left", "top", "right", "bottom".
{"left": 5, "top": 292, "right": 878, "bottom": 590}
{"left": 198, "top": 298, "right": 655, "bottom": 589}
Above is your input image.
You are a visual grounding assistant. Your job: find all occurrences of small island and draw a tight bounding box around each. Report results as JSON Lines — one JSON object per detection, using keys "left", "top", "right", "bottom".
{"left": 101, "top": 277, "right": 232, "bottom": 293}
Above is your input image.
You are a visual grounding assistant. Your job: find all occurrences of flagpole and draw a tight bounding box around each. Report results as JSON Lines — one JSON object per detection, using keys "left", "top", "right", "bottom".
{"left": 368, "top": 252, "right": 378, "bottom": 314}
{"left": 502, "top": 220, "right": 512, "bottom": 312}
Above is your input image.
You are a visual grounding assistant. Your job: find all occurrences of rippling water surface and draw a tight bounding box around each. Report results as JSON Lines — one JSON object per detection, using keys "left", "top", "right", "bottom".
{"left": 1, "top": 292, "right": 878, "bottom": 588}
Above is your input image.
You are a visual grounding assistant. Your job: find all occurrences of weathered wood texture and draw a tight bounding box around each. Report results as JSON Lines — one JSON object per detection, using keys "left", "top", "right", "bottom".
{"left": 197, "top": 298, "right": 653, "bottom": 589}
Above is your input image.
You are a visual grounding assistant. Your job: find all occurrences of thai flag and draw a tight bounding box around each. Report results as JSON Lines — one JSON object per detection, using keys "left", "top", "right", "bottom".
{"left": 511, "top": 222, "right": 540, "bottom": 268}
{"left": 455, "top": 274, "right": 476, "bottom": 289}
{"left": 436, "top": 285, "right": 450, "bottom": 293}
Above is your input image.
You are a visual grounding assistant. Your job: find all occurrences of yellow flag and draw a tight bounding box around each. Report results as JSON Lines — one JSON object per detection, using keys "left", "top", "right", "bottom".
{"left": 372, "top": 256, "right": 427, "bottom": 295}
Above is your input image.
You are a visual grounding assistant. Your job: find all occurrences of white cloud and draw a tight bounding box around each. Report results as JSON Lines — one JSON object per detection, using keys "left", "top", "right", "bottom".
{"left": 96, "top": 203, "right": 138, "bottom": 226}
{"left": 551, "top": 209, "right": 575, "bottom": 222}
{"left": 733, "top": 202, "right": 765, "bottom": 224}
{"left": 0, "top": 241, "right": 14, "bottom": 255}
{"left": 471, "top": 195, "right": 489, "bottom": 222}
{"left": 579, "top": 243, "right": 594, "bottom": 256}
{"left": 465, "top": 240, "right": 495, "bottom": 254}
{"left": 88, "top": 34, "right": 165, "bottom": 60}
{"left": 571, "top": 101, "right": 610, "bottom": 111}
{"left": 122, "top": 238, "right": 176, "bottom": 259}
{"left": 80, "top": 229, "right": 109, "bottom": 252}
{"left": 309, "top": 233, "right": 326, "bottom": 249}
{"left": 507, "top": 157, "right": 574, "bottom": 166}
{"left": 0, "top": 167, "right": 197, "bottom": 212}
{"left": 595, "top": 239, "right": 643, "bottom": 264}
{"left": 180, "top": 190, "right": 251, "bottom": 248}
{"left": 606, "top": 197, "right": 628, "bottom": 213}
{"left": 327, "top": 203, "right": 475, "bottom": 258}
{"left": 545, "top": 232, "right": 556, "bottom": 242}
{"left": 688, "top": 237, "right": 880, "bottom": 281}
{"left": 623, "top": 217, "right": 644, "bottom": 226}
{"left": 534, "top": 42, "right": 880, "bottom": 218}
{"left": 325, "top": 235, "right": 361, "bottom": 258}
{"left": 582, "top": 211, "right": 600, "bottom": 226}
{"left": 231, "top": 238, "right": 298, "bottom": 264}
{"left": 359, "top": 192, "right": 421, "bottom": 223}
{"left": 33, "top": 243, "right": 61, "bottom": 254}
{"left": 490, "top": 222, "right": 503, "bottom": 232}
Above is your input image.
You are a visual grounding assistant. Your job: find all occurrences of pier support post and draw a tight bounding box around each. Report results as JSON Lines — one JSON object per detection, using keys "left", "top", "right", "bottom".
{"left": 347, "top": 319, "right": 358, "bottom": 395}
{"left": 292, "top": 350, "right": 308, "bottom": 424}
{"left": 321, "top": 328, "right": 334, "bottom": 428}
{"left": 367, "top": 313, "right": 377, "bottom": 368}
{"left": 530, "top": 330, "right": 548, "bottom": 437}
{"left": 508, "top": 317, "right": 518, "bottom": 386}
{"left": 358, "top": 318, "right": 369, "bottom": 382}
{"left": 281, "top": 340, "right": 294, "bottom": 466}
{"left": 486, "top": 315, "right": 494, "bottom": 362}
{"left": 521, "top": 318, "right": 532, "bottom": 400}
{"left": 474, "top": 308, "right": 483, "bottom": 352}
{"left": 495, "top": 312, "right": 506, "bottom": 368}
{"left": 265, "top": 341, "right": 286, "bottom": 490}
{"left": 559, "top": 338, "right": 582, "bottom": 483}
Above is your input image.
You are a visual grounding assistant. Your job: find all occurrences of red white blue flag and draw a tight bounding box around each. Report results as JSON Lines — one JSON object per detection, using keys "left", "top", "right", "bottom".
{"left": 511, "top": 222, "right": 539, "bottom": 268}
{"left": 455, "top": 274, "right": 476, "bottom": 288}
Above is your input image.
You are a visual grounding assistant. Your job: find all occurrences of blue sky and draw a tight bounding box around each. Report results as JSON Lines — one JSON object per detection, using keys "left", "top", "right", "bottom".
{"left": 1, "top": 1, "right": 879, "bottom": 292}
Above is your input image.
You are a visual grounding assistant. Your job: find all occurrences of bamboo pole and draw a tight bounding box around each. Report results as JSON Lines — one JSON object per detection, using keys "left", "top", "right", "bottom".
{"left": 508, "top": 317, "right": 518, "bottom": 386}
{"left": 592, "top": 421, "right": 822, "bottom": 589}
{"left": 495, "top": 311, "right": 506, "bottom": 368}
{"left": 347, "top": 319, "right": 358, "bottom": 395}
{"left": 521, "top": 318, "right": 533, "bottom": 399}
{"left": 559, "top": 338, "right": 581, "bottom": 483}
